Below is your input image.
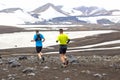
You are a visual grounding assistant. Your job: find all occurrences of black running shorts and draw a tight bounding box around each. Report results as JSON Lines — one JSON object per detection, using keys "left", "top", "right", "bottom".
{"left": 36, "top": 46, "right": 42, "bottom": 53}
{"left": 59, "top": 45, "right": 67, "bottom": 54}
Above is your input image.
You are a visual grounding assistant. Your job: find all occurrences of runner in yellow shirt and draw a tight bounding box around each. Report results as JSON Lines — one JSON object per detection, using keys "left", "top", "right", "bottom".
{"left": 56, "top": 29, "right": 70, "bottom": 67}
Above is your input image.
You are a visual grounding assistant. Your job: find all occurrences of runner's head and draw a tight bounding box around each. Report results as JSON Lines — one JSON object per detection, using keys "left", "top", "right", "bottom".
{"left": 59, "top": 29, "right": 63, "bottom": 34}
{"left": 36, "top": 30, "right": 39, "bottom": 34}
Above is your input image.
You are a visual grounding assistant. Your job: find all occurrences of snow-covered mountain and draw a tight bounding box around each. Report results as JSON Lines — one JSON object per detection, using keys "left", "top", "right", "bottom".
{"left": 30, "top": 3, "right": 120, "bottom": 24}
{"left": 31, "top": 4, "right": 120, "bottom": 18}
{"left": 30, "top": 3, "right": 70, "bottom": 20}
{"left": 0, "top": 8, "right": 37, "bottom": 25}
{"left": 73, "top": 6, "right": 111, "bottom": 16}
{"left": 0, "top": 3, "right": 120, "bottom": 25}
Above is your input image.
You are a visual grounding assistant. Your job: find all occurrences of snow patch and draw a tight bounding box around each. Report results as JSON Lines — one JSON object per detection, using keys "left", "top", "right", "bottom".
{"left": 38, "top": 6, "right": 67, "bottom": 20}
{"left": 0, "top": 30, "right": 116, "bottom": 49}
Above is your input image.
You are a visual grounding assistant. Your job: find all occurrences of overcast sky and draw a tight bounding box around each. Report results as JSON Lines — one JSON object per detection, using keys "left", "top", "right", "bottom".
{"left": 0, "top": 0, "right": 119, "bottom": 11}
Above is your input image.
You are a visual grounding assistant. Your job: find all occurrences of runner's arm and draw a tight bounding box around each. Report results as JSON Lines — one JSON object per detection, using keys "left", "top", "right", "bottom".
{"left": 42, "top": 38, "right": 45, "bottom": 42}
{"left": 31, "top": 40, "right": 35, "bottom": 42}
{"left": 67, "top": 39, "right": 70, "bottom": 44}
{"left": 31, "top": 35, "right": 36, "bottom": 42}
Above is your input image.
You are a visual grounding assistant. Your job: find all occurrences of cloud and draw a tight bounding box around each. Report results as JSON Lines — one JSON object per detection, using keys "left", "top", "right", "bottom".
{"left": 0, "top": 0, "right": 119, "bottom": 11}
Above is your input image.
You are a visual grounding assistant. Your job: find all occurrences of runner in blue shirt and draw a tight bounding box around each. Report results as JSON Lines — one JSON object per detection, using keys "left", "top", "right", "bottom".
{"left": 31, "top": 30, "right": 45, "bottom": 62}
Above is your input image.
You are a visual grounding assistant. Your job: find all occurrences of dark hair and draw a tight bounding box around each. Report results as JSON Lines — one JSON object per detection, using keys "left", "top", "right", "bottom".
{"left": 36, "top": 30, "right": 39, "bottom": 33}
{"left": 59, "top": 29, "right": 63, "bottom": 33}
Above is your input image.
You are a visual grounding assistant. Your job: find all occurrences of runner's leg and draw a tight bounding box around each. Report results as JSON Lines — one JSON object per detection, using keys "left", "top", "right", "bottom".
{"left": 36, "top": 46, "right": 43, "bottom": 59}
{"left": 60, "top": 54, "right": 66, "bottom": 63}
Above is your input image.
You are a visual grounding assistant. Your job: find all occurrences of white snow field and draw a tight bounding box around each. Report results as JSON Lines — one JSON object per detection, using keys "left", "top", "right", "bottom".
{"left": 0, "top": 30, "right": 117, "bottom": 50}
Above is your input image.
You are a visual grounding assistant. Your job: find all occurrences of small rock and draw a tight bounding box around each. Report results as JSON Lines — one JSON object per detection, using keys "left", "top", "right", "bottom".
{"left": 19, "top": 56, "right": 27, "bottom": 60}
{"left": 110, "top": 63, "right": 120, "bottom": 69}
{"left": 63, "top": 70, "right": 70, "bottom": 73}
{"left": 8, "top": 59, "right": 16, "bottom": 64}
{"left": 43, "top": 66, "right": 50, "bottom": 69}
{"left": 8, "top": 74, "right": 17, "bottom": 80}
{"left": 27, "top": 73, "right": 35, "bottom": 76}
{"left": 67, "top": 55, "right": 79, "bottom": 64}
{"left": 8, "top": 74, "right": 17, "bottom": 79}
{"left": 93, "top": 73, "right": 103, "bottom": 78}
{"left": 22, "top": 67, "right": 35, "bottom": 73}
{"left": 3, "top": 68, "right": 8, "bottom": 71}
{"left": 102, "top": 73, "right": 107, "bottom": 76}
{"left": 54, "top": 76, "right": 59, "bottom": 79}
{"left": 8, "top": 77, "right": 15, "bottom": 80}
{"left": 64, "top": 78, "right": 71, "bottom": 80}
{"left": 10, "top": 61, "right": 21, "bottom": 68}
{"left": 81, "top": 70, "right": 91, "bottom": 74}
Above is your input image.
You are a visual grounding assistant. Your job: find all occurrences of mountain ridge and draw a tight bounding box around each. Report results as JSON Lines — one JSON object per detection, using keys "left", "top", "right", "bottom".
{"left": 0, "top": 8, "right": 23, "bottom": 13}
{"left": 0, "top": 3, "right": 120, "bottom": 25}
{"left": 31, "top": 3, "right": 69, "bottom": 16}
